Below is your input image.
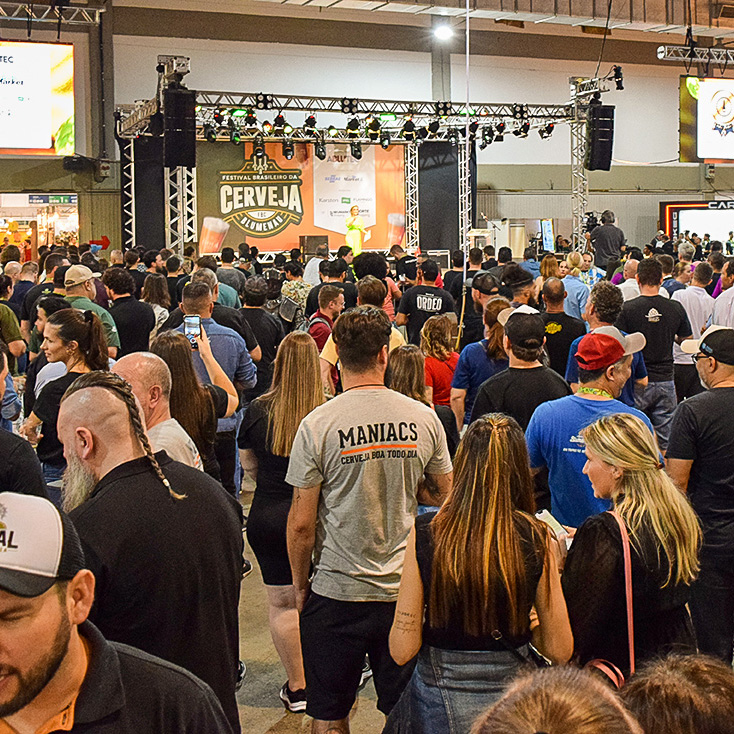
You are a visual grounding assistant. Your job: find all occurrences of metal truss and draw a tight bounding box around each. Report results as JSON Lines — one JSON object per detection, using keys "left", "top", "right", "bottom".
{"left": 570, "top": 117, "right": 588, "bottom": 251}
{"left": 119, "top": 138, "right": 135, "bottom": 251}
{"left": 164, "top": 166, "right": 197, "bottom": 255}
{"left": 0, "top": 2, "right": 102, "bottom": 26}
{"left": 404, "top": 144, "right": 419, "bottom": 252}
{"left": 656, "top": 45, "right": 734, "bottom": 64}
{"left": 457, "top": 142, "right": 472, "bottom": 254}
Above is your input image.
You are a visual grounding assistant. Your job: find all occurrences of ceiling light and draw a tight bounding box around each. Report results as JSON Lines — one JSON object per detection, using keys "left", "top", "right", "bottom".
{"left": 433, "top": 24, "right": 454, "bottom": 40}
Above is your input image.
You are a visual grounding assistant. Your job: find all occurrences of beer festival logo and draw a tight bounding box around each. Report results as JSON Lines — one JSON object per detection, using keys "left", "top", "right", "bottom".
{"left": 218, "top": 153, "right": 304, "bottom": 238}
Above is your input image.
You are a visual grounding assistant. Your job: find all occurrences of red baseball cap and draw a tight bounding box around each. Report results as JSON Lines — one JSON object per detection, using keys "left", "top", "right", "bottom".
{"left": 575, "top": 326, "right": 646, "bottom": 371}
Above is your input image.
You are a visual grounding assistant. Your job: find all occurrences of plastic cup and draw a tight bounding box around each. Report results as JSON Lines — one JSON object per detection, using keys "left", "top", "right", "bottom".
{"left": 199, "top": 217, "right": 230, "bottom": 254}
{"left": 387, "top": 213, "right": 405, "bottom": 247}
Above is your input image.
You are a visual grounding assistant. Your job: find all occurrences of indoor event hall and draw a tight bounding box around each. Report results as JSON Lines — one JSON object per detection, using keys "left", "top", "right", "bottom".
{"left": 4, "top": 0, "right": 734, "bottom": 732}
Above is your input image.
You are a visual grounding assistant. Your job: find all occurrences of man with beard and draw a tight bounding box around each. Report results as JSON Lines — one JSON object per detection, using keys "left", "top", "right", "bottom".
{"left": 58, "top": 371, "right": 244, "bottom": 733}
{"left": 0, "top": 492, "right": 232, "bottom": 733}
{"left": 667, "top": 326, "right": 734, "bottom": 663}
{"left": 501, "top": 263, "right": 539, "bottom": 309}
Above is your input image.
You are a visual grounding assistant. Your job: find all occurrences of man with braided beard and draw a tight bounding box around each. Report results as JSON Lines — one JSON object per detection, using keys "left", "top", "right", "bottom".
{"left": 57, "top": 372, "right": 244, "bottom": 733}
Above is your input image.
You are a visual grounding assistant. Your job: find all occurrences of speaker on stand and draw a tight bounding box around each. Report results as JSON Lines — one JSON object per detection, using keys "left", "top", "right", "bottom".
{"left": 163, "top": 86, "right": 197, "bottom": 169}
{"left": 585, "top": 105, "right": 615, "bottom": 172}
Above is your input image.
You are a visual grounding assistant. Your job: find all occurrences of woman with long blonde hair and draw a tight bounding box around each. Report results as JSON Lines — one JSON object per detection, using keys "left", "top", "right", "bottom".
{"left": 386, "top": 414, "right": 573, "bottom": 734}
{"left": 420, "top": 314, "right": 459, "bottom": 407}
{"left": 238, "top": 331, "right": 325, "bottom": 712}
{"left": 561, "top": 251, "right": 589, "bottom": 320}
{"left": 563, "top": 413, "right": 701, "bottom": 675}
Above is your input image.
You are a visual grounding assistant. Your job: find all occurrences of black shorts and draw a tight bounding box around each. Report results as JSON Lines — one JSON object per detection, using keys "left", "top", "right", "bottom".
{"left": 246, "top": 494, "right": 292, "bottom": 586}
{"left": 300, "top": 592, "right": 415, "bottom": 721}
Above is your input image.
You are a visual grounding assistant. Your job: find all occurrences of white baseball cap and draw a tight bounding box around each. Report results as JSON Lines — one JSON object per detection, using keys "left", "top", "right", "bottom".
{"left": 0, "top": 493, "right": 86, "bottom": 598}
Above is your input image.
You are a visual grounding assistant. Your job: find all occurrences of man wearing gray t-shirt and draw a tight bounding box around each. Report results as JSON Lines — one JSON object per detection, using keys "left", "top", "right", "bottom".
{"left": 287, "top": 306, "right": 453, "bottom": 732}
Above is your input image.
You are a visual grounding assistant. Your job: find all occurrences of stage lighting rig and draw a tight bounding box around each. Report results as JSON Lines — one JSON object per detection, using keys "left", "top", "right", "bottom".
{"left": 427, "top": 120, "right": 440, "bottom": 137}
{"left": 244, "top": 111, "right": 258, "bottom": 132}
{"left": 253, "top": 134, "right": 266, "bottom": 158}
{"left": 347, "top": 118, "right": 360, "bottom": 138}
{"left": 366, "top": 116, "right": 381, "bottom": 141}
{"left": 539, "top": 123, "right": 554, "bottom": 139}
{"left": 402, "top": 119, "right": 416, "bottom": 140}
{"left": 342, "top": 98, "right": 359, "bottom": 114}
{"left": 350, "top": 141, "right": 363, "bottom": 160}
{"left": 435, "top": 101, "right": 452, "bottom": 117}
{"left": 495, "top": 122, "right": 506, "bottom": 142}
{"left": 228, "top": 120, "right": 241, "bottom": 145}
{"left": 612, "top": 65, "right": 624, "bottom": 90}
{"left": 262, "top": 120, "right": 274, "bottom": 135}
{"left": 513, "top": 121, "right": 530, "bottom": 138}
{"left": 255, "top": 93, "right": 274, "bottom": 110}
{"left": 304, "top": 114, "right": 317, "bottom": 133}
{"left": 447, "top": 128, "right": 459, "bottom": 146}
{"left": 203, "top": 124, "right": 217, "bottom": 143}
{"left": 468, "top": 120, "right": 479, "bottom": 139}
{"left": 274, "top": 114, "right": 293, "bottom": 135}
{"left": 282, "top": 138, "right": 295, "bottom": 160}
{"left": 479, "top": 125, "right": 494, "bottom": 149}
{"left": 213, "top": 109, "right": 225, "bottom": 126}
{"left": 511, "top": 104, "right": 528, "bottom": 120}
{"left": 315, "top": 138, "right": 327, "bottom": 160}
{"left": 327, "top": 125, "right": 339, "bottom": 138}
{"left": 380, "top": 130, "right": 391, "bottom": 149}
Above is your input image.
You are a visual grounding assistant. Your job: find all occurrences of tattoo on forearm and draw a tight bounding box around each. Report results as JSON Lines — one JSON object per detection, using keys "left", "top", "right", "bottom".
{"left": 394, "top": 610, "right": 419, "bottom": 632}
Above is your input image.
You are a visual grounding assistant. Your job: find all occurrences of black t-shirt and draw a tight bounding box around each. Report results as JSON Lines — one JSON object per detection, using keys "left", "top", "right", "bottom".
{"left": 442, "top": 270, "right": 464, "bottom": 300}
{"left": 0, "top": 427, "right": 48, "bottom": 498}
{"left": 20, "top": 281, "right": 54, "bottom": 322}
{"left": 34, "top": 371, "right": 81, "bottom": 465}
{"left": 126, "top": 268, "right": 148, "bottom": 299}
{"left": 415, "top": 511, "right": 544, "bottom": 650}
{"left": 470, "top": 365, "right": 572, "bottom": 430}
{"left": 109, "top": 296, "right": 157, "bottom": 357}
{"left": 69, "top": 453, "right": 244, "bottom": 731}
{"left": 590, "top": 223, "right": 625, "bottom": 268}
{"left": 395, "top": 255, "right": 417, "bottom": 284}
{"left": 240, "top": 307, "right": 284, "bottom": 398}
{"left": 616, "top": 295, "right": 692, "bottom": 382}
{"left": 305, "top": 281, "right": 358, "bottom": 317}
{"left": 667, "top": 387, "right": 734, "bottom": 554}
{"left": 540, "top": 312, "right": 587, "bottom": 376}
{"left": 238, "top": 398, "right": 291, "bottom": 500}
{"left": 398, "top": 284, "right": 455, "bottom": 345}
{"left": 166, "top": 276, "right": 184, "bottom": 310}
{"left": 162, "top": 304, "right": 259, "bottom": 352}
{"left": 706, "top": 272, "right": 721, "bottom": 297}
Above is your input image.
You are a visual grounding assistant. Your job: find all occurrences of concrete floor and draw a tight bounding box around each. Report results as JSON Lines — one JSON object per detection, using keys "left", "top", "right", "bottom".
{"left": 237, "top": 485, "right": 386, "bottom": 734}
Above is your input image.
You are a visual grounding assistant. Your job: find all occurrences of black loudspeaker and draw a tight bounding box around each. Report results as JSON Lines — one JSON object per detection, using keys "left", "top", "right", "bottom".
{"left": 163, "top": 87, "right": 197, "bottom": 169}
{"left": 585, "top": 105, "right": 615, "bottom": 171}
{"left": 133, "top": 136, "right": 166, "bottom": 251}
{"left": 300, "top": 235, "right": 329, "bottom": 256}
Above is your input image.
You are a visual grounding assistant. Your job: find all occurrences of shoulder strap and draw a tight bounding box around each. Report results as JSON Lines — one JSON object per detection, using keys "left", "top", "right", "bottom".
{"left": 609, "top": 510, "right": 635, "bottom": 676}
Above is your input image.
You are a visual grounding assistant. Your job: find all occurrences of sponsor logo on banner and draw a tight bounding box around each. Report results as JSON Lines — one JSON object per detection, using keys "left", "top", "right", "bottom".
{"left": 218, "top": 153, "right": 304, "bottom": 238}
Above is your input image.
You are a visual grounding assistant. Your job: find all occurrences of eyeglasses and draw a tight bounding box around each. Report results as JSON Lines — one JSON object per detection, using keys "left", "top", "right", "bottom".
{"left": 693, "top": 353, "right": 711, "bottom": 363}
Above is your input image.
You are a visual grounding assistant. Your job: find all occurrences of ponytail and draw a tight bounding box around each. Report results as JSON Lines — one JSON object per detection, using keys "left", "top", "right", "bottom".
{"left": 47, "top": 309, "right": 109, "bottom": 372}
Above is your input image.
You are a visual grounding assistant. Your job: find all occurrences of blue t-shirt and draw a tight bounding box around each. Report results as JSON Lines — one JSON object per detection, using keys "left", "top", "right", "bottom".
{"left": 564, "top": 331, "right": 648, "bottom": 407}
{"left": 525, "top": 395, "right": 654, "bottom": 528}
{"left": 562, "top": 275, "right": 589, "bottom": 321}
{"left": 451, "top": 340, "right": 508, "bottom": 424}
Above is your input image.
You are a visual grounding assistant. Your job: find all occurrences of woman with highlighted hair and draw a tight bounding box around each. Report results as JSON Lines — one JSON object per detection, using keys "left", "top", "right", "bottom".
{"left": 345, "top": 205, "right": 366, "bottom": 256}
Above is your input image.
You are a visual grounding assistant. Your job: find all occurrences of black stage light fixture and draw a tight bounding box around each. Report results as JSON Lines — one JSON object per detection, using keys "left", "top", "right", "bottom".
{"left": 244, "top": 110, "right": 258, "bottom": 129}
{"left": 380, "top": 130, "right": 391, "bottom": 149}
{"left": 228, "top": 120, "right": 241, "bottom": 145}
{"left": 613, "top": 65, "right": 624, "bottom": 90}
{"left": 513, "top": 121, "right": 530, "bottom": 138}
{"left": 262, "top": 120, "right": 273, "bottom": 135}
{"left": 539, "top": 122, "right": 554, "bottom": 139}
{"left": 511, "top": 104, "right": 528, "bottom": 120}
{"left": 327, "top": 125, "right": 339, "bottom": 137}
{"left": 350, "top": 141, "right": 363, "bottom": 160}
{"left": 304, "top": 114, "right": 317, "bottom": 132}
{"left": 366, "top": 116, "right": 381, "bottom": 141}
{"left": 402, "top": 119, "right": 416, "bottom": 140}
{"left": 427, "top": 119, "right": 440, "bottom": 137}
{"left": 416, "top": 125, "right": 429, "bottom": 140}
{"left": 447, "top": 127, "right": 459, "bottom": 145}
{"left": 495, "top": 121, "right": 506, "bottom": 141}
{"left": 253, "top": 134, "right": 266, "bottom": 158}
{"left": 342, "top": 98, "right": 359, "bottom": 114}
{"left": 468, "top": 120, "right": 479, "bottom": 138}
{"left": 347, "top": 118, "right": 360, "bottom": 138}
{"left": 282, "top": 138, "right": 295, "bottom": 160}
{"left": 203, "top": 123, "right": 217, "bottom": 143}
{"left": 274, "top": 113, "right": 293, "bottom": 135}
{"left": 435, "top": 101, "right": 452, "bottom": 116}
{"left": 213, "top": 109, "right": 224, "bottom": 126}
{"left": 479, "top": 125, "right": 494, "bottom": 149}
{"left": 315, "top": 138, "right": 327, "bottom": 160}
{"left": 255, "top": 93, "right": 274, "bottom": 110}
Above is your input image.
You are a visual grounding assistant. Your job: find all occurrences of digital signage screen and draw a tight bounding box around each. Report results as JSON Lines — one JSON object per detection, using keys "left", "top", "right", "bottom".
{"left": 0, "top": 41, "right": 74, "bottom": 156}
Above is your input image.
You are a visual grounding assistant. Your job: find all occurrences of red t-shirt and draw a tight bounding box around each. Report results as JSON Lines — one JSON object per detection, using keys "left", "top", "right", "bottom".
{"left": 425, "top": 352, "right": 459, "bottom": 406}
{"left": 308, "top": 310, "right": 333, "bottom": 352}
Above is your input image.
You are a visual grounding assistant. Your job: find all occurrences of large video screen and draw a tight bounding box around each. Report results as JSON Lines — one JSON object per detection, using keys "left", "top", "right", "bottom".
{"left": 679, "top": 76, "right": 734, "bottom": 162}
{"left": 0, "top": 41, "right": 74, "bottom": 156}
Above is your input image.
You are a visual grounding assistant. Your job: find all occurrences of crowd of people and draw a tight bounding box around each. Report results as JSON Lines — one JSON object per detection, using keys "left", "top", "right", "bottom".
{"left": 2, "top": 223, "right": 734, "bottom": 734}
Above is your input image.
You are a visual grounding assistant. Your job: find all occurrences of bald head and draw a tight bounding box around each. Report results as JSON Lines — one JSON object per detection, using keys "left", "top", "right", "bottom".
{"left": 3, "top": 261, "right": 20, "bottom": 281}
{"left": 623, "top": 259, "right": 638, "bottom": 280}
{"left": 113, "top": 352, "right": 172, "bottom": 429}
{"left": 542, "top": 277, "right": 566, "bottom": 306}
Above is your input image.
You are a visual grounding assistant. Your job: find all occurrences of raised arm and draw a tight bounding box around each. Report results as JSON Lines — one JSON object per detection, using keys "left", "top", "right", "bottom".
{"left": 195, "top": 329, "right": 239, "bottom": 416}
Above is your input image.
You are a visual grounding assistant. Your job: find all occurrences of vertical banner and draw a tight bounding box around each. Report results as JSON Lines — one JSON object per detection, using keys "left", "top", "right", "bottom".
{"left": 197, "top": 141, "right": 404, "bottom": 252}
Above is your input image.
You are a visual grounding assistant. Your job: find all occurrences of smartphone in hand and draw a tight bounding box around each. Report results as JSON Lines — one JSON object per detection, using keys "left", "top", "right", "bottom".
{"left": 184, "top": 315, "right": 202, "bottom": 350}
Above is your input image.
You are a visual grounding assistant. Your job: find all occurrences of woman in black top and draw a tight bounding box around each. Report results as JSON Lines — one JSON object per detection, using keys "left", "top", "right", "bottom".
{"left": 239, "top": 331, "right": 325, "bottom": 712}
{"left": 20, "top": 309, "right": 109, "bottom": 507}
{"left": 150, "top": 331, "right": 237, "bottom": 483}
{"left": 386, "top": 414, "right": 572, "bottom": 734}
{"left": 563, "top": 413, "right": 701, "bottom": 676}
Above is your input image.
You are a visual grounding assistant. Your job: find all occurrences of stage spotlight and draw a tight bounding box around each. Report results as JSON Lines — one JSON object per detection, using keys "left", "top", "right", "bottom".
{"left": 231, "top": 109, "right": 247, "bottom": 118}
{"left": 244, "top": 110, "right": 258, "bottom": 131}
{"left": 468, "top": 120, "right": 479, "bottom": 139}
{"left": 347, "top": 118, "right": 360, "bottom": 138}
{"left": 253, "top": 134, "right": 265, "bottom": 158}
{"left": 282, "top": 138, "right": 295, "bottom": 160}
{"left": 304, "top": 114, "right": 317, "bottom": 131}
{"left": 203, "top": 124, "right": 217, "bottom": 143}
{"left": 513, "top": 121, "right": 530, "bottom": 138}
{"left": 511, "top": 104, "right": 527, "bottom": 120}
{"left": 327, "top": 125, "right": 339, "bottom": 137}
{"left": 447, "top": 128, "right": 459, "bottom": 146}
{"left": 350, "top": 141, "right": 363, "bottom": 160}
{"left": 380, "top": 130, "right": 391, "bottom": 149}
{"left": 274, "top": 113, "right": 293, "bottom": 135}
{"left": 366, "top": 116, "right": 381, "bottom": 141}
{"left": 255, "top": 93, "right": 273, "bottom": 110}
{"left": 228, "top": 120, "right": 241, "bottom": 145}
{"left": 402, "top": 119, "right": 416, "bottom": 140}
{"left": 479, "top": 125, "right": 494, "bottom": 149}
{"left": 341, "top": 98, "right": 359, "bottom": 114}
{"left": 213, "top": 109, "right": 224, "bottom": 126}
{"left": 435, "top": 101, "right": 452, "bottom": 117}
{"left": 315, "top": 138, "right": 327, "bottom": 160}
{"left": 428, "top": 119, "right": 441, "bottom": 137}
{"left": 613, "top": 65, "right": 624, "bottom": 90}
{"left": 416, "top": 126, "right": 429, "bottom": 140}
{"left": 433, "top": 24, "right": 454, "bottom": 41}
{"left": 538, "top": 123, "right": 554, "bottom": 139}
{"left": 495, "top": 122, "right": 506, "bottom": 142}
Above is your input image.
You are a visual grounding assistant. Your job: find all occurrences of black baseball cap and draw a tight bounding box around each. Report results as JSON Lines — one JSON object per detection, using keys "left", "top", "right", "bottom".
{"left": 472, "top": 272, "right": 500, "bottom": 296}
{"left": 498, "top": 305, "right": 545, "bottom": 350}
{"left": 0, "top": 493, "right": 86, "bottom": 598}
{"left": 682, "top": 325, "right": 734, "bottom": 365}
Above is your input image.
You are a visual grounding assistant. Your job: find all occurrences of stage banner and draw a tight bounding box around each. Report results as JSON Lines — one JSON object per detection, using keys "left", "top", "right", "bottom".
{"left": 196, "top": 141, "right": 404, "bottom": 253}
